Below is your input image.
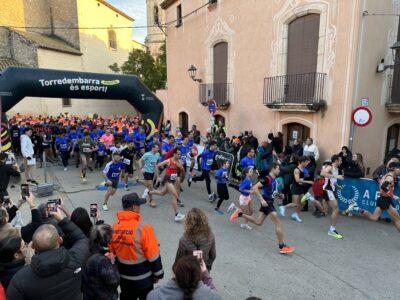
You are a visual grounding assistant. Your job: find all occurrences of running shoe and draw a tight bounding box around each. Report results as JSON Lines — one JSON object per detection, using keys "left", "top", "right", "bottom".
{"left": 82, "top": 178, "right": 87, "bottom": 183}
{"left": 208, "top": 193, "right": 217, "bottom": 202}
{"left": 240, "top": 224, "right": 252, "bottom": 230}
{"left": 214, "top": 208, "right": 224, "bottom": 215}
{"left": 227, "top": 202, "right": 236, "bottom": 212}
{"left": 64, "top": 167, "right": 68, "bottom": 171}
{"left": 279, "top": 245, "right": 295, "bottom": 254}
{"left": 177, "top": 199, "right": 185, "bottom": 207}
{"left": 149, "top": 200, "right": 157, "bottom": 208}
{"left": 88, "top": 166, "right": 94, "bottom": 172}
{"left": 291, "top": 213, "right": 302, "bottom": 223}
{"left": 230, "top": 208, "right": 242, "bottom": 222}
{"left": 328, "top": 229, "right": 343, "bottom": 239}
{"left": 301, "top": 193, "right": 309, "bottom": 204}
{"left": 279, "top": 206, "right": 286, "bottom": 217}
{"left": 80, "top": 172, "right": 84, "bottom": 179}
{"left": 187, "top": 177, "right": 192, "bottom": 187}
{"left": 125, "top": 184, "right": 130, "bottom": 191}
{"left": 134, "top": 176, "right": 140, "bottom": 183}
{"left": 174, "top": 213, "right": 185, "bottom": 222}
{"left": 142, "top": 188, "right": 149, "bottom": 199}
{"left": 102, "top": 204, "right": 109, "bottom": 211}
{"left": 345, "top": 203, "right": 359, "bottom": 214}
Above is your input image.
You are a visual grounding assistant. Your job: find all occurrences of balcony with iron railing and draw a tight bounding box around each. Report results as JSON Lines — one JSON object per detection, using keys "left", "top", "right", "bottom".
{"left": 199, "top": 82, "right": 231, "bottom": 109}
{"left": 263, "top": 72, "right": 326, "bottom": 111}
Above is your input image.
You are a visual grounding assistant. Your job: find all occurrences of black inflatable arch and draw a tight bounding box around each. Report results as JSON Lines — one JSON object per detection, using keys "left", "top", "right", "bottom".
{"left": 0, "top": 67, "right": 164, "bottom": 148}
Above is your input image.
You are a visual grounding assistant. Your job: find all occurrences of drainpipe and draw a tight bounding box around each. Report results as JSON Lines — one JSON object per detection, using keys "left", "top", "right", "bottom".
{"left": 349, "top": 0, "right": 366, "bottom": 151}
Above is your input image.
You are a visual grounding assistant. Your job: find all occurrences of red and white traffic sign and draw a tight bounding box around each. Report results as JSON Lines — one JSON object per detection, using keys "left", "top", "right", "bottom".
{"left": 352, "top": 106, "right": 372, "bottom": 127}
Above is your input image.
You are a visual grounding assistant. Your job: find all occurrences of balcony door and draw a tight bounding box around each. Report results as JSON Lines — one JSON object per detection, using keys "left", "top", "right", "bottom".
{"left": 213, "top": 42, "right": 228, "bottom": 105}
{"left": 391, "top": 20, "right": 400, "bottom": 104}
{"left": 286, "top": 14, "right": 320, "bottom": 103}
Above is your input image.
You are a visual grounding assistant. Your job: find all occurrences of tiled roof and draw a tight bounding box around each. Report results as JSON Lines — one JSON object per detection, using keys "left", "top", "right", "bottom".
{"left": 0, "top": 57, "right": 26, "bottom": 71}
{"left": 15, "top": 30, "right": 82, "bottom": 55}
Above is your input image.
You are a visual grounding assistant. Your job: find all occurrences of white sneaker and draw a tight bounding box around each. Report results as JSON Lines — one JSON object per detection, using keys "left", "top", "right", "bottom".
{"left": 174, "top": 213, "right": 185, "bottom": 222}
{"left": 208, "top": 193, "right": 217, "bottom": 202}
{"left": 64, "top": 167, "right": 68, "bottom": 171}
{"left": 227, "top": 202, "right": 236, "bottom": 212}
{"left": 345, "top": 202, "right": 359, "bottom": 214}
{"left": 102, "top": 204, "right": 109, "bottom": 211}
{"left": 291, "top": 213, "right": 302, "bottom": 223}
{"left": 279, "top": 206, "right": 286, "bottom": 217}
{"left": 142, "top": 188, "right": 149, "bottom": 199}
{"left": 125, "top": 184, "right": 130, "bottom": 191}
{"left": 240, "top": 224, "right": 252, "bottom": 230}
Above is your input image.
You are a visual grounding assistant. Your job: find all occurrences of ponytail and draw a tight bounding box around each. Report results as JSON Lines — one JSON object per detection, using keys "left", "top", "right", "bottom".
{"left": 173, "top": 256, "right": 202, "bottom": 300}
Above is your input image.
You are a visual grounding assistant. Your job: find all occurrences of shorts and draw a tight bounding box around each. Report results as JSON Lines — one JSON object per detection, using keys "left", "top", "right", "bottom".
{"left": 144, "top": 172, "right": 155, "bottom": 181}
{"left": 259, "top": 201, "right": 276, "bottom": 216}
{"left": 217, "top": 183, "right": 229, "bottom": 200}
{"left": 376, "top": 196, "right": 394, "bottom": 211}
{"left": 291, "top": 184, "right": 306, "bottom": 196}
{"left": 323, "top": 190, "right": 336, "bottom": 201}
{"left": 124, "top": 164, "right": 134, "bottom": 175}
{"left": 164, "top": 174, "right": 178, "bottom": 184}
{"left": 239, "top": 195, "right": 252, "bottom": 206}
{"left": 108, "top": 179, "right": 119, "bottom": 189}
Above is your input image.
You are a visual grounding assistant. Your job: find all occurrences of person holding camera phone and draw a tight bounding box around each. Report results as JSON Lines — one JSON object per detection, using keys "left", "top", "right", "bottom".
{"left": 20, "top": 128, "right": 38, "bottom": 185}
{"left": 0, "top": 153, "right": 21, "bottom": 203}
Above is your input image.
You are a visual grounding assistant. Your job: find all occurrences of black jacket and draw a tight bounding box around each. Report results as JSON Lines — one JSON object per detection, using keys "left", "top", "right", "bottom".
{"left": 280, "top": 162, "right": 297, "bottom": 185}
{"left": 6, "top": 218, "right": 89, "bottom": 300}
{"left": 292, "top": 144, "right": 303, "bottom": 156}
{"left": 247, "top": 136, "right": 259, "bottom": 150}
{"left": 0, "top": 163, "right": 20, "bottom": 192}
{"left": 343, "top": 162, "right": 365, "bottom": 178}
{"left": 0, "top": 259, "right": 25, "bottom": 291}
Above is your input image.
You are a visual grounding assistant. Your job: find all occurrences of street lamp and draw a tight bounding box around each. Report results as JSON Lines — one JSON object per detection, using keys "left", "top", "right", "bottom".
{"left": 377, "top": 41, "right": 400, "bottom": 73}
{"left": 188, "top": 65, "right": 202, "bottom": 82}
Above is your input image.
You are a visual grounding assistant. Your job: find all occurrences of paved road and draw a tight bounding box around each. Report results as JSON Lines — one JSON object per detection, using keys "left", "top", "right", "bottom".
{"left": 12, "top": 164, "right": 400, "bottom": 300}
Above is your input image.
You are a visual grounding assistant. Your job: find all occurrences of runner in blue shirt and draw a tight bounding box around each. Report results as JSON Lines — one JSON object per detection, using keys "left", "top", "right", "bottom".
{"left": 230, "top": 163, "right": 295, "bottom": 254}
{"left": 161, "top": 135, "right": 175, "bottom": 160}
{"left": 134, "top": 127, "right": 146, "bottom": 155}
{"left": 214, "top": 160, "right": 231, "bottom": 215}
{"left": 146, "top": 134, "right": 162, "bottom": 152}
{"left": 102, "top": 152, "right": 124, "bottom": 211}
{"left": 56, "top": 131, "right": 70, "bottom": 170}
{"left": 240, "top": 148, "right": 256, "bottom": 170}
{"left": 68, "top": 128, "right": 82, "bottom": 168}
{"left": 192, "top": 140, "right": 218, "bottom": 201}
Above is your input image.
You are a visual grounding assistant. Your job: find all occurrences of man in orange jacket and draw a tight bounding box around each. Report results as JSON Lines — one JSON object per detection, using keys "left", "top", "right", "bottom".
{"left": 110, "top": 192, "right": 164, "bottom": 300}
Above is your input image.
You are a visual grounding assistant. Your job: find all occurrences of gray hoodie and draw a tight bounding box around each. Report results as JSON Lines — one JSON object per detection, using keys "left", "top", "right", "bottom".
{"left": 147, "top": 272, "right": 222, "bottom": 300}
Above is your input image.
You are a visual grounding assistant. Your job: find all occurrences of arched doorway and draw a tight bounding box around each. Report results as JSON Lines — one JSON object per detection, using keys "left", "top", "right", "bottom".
{"left": 179, "top": 111, "right": 189, "bottom": 135}
{"left": 386, "top": 124, "right": 400, "bottom": 157}
{"left": 283, "top": 122, "right": 311, "bottom": 146}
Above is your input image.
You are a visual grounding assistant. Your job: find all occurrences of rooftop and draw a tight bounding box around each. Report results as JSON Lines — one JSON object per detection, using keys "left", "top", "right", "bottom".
{"left": 97, "top": 0, "right": 134, "bottom": 21}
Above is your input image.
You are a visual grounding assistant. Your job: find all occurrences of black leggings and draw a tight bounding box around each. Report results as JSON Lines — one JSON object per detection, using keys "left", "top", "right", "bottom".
{"left": 60, "top": 151, "right": 69, "bottom": 167}
{"left": 193, "top": 170, "right": 212, "bottom": 194}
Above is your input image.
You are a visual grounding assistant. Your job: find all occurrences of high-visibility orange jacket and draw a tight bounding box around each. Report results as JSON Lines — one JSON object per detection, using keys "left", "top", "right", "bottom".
{"left": 109, "top": 210, "right": 164, "bottom": 289}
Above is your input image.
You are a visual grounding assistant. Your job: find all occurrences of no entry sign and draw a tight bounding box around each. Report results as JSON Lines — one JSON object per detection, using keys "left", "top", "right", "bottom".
{"left": 352, "top": 106, "right": 372, "bottom": 127}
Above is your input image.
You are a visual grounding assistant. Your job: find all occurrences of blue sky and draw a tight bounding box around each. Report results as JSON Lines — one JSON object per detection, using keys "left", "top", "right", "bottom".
{"left": 107, "top": 0, "right": 147, "bottom": 43}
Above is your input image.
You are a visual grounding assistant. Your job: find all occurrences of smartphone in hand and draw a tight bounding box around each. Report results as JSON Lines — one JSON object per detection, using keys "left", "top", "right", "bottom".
{"left": 21, "top": 184, "right": 30, "bottom": 199}
{"left": 90, "top": 203, "right": 98, "bottom": 218}
{"left": 46, "top": 200, "right": 58, "bottom": 213}
{"left": 193, "top": 250, "right": 203, "bottom": 260}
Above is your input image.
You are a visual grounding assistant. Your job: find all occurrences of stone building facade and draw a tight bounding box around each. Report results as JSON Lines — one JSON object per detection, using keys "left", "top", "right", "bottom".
{"left": 145, "top": 0, "right": 166, "bottom": 57}
{"left": 161, "top": 0, "right": 400, "bottom": 173}
{"left": 0, "top": 0, "right": 143, "bottom": 115}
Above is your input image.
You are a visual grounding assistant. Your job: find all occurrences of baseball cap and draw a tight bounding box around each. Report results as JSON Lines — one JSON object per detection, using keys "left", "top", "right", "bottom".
{"left": 122, "top": 192, "right": 146, "bottom": 209}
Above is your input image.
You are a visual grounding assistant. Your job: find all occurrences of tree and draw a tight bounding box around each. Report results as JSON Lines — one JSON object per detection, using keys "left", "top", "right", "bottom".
{"left": 109, "top": 43, "right": 167, "bottom": 92}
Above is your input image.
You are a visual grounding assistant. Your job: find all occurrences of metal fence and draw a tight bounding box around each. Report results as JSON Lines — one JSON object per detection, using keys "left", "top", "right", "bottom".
{"left": 199, "top": 83, "right": 231, "bottom": 106}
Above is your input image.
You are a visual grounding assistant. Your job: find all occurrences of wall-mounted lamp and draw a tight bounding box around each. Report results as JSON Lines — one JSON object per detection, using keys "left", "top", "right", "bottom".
{"left": 377, "top": 41, "right": 400, "bottom": 73}
{"left": 188, "top": 65, "right": 202, "bottom": 83}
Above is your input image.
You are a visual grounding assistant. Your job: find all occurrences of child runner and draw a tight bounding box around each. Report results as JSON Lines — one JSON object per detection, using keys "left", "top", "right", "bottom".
{"left": 120, "top": 141, "right": 137, "bottom": 191}
{"left": 214, "top": 160, "right": 230, "bottom": 215}
{"left": 346, "top": 161, "right": 400, "bottom": 232}
{"left": 102, "top": 152, "right": 124, "bottom": 211}
{"left": 230, "top": 163, "right": 295, "bottom": 254}
{"left": 149, "top": 148, "right": 185, "bottom": 222}
{"left": 237, "top": 167, "right": 254, "bottom": 230}
{"left": 140, "top": 144, "right": 161, "bottom": 207}
{"left": 95, "top": 141, "right": 106, "bottom": 169}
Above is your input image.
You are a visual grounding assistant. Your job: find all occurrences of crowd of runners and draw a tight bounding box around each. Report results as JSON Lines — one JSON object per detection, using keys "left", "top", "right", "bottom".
{"left": 6, "top": 113, "right": 400, "bottom": 255}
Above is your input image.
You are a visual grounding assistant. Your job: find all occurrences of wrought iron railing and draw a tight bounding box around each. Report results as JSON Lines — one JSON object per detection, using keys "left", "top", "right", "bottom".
{"left": 199, "top": 83, "right": 231, "bottom": 107}
{"left": 263, "top": 72, "right": 326, "bottom": 106}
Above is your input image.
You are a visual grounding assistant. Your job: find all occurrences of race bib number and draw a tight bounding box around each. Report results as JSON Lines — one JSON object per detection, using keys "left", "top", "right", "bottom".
{"left": 98, "top": 151, "right": 104, "bottom": 156}
{"left": 181, "top": 155, "right": 187, "bottom": 162}
{"left": 60, "top": 144, "right": 68, "bottom": 150}
{"left": 223, "top": 172, "right": 228, "bottom": 178}
{"left": 206, "top": 159, "right": 214, "bottom": 166}
{"left": 123, "top": 158, "right": 131, "bottom": 165}
{"left": 13, "top": 132, "right": 19, "bottom": 137}
{"left": 111, "top": 172, "right": 120, "bottom": 178}
{"left": 83, "top": 148, "right": 91, "bottom": 153}
{"left": 170, "top": 173, "right": 178, "bottom": 181}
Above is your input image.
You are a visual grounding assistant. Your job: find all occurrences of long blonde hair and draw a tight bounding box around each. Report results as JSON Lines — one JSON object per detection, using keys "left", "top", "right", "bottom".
{"left": 184, "top": 208, "right": 211, "bottom": 241}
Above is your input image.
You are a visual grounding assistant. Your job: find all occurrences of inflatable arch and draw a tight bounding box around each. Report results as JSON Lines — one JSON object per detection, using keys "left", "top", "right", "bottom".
{"left": 0, "top": 67, "right": 164, "bottom": 151}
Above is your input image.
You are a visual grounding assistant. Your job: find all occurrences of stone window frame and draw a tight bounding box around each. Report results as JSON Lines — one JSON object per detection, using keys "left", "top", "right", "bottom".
{"left": 272, "top": 2, "right": 333, "bottom": 77}
{"left": 108, "top": 27, "right": 117, "bottom": 50}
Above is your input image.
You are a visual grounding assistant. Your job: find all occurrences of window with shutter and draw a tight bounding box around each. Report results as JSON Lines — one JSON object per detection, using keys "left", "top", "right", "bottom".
{"left": 108, "top": 28, "right": 117, "bottom": 50}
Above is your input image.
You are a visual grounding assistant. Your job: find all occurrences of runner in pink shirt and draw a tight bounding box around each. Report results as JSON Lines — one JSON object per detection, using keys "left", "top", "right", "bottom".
{"left": 100, "top": 129, "right": 114, "bottom": 150}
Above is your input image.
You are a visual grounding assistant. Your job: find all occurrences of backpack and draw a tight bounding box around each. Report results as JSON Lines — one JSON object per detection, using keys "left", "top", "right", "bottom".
{"left": 312, "top": 178, "right": 325, "bottom": 198}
